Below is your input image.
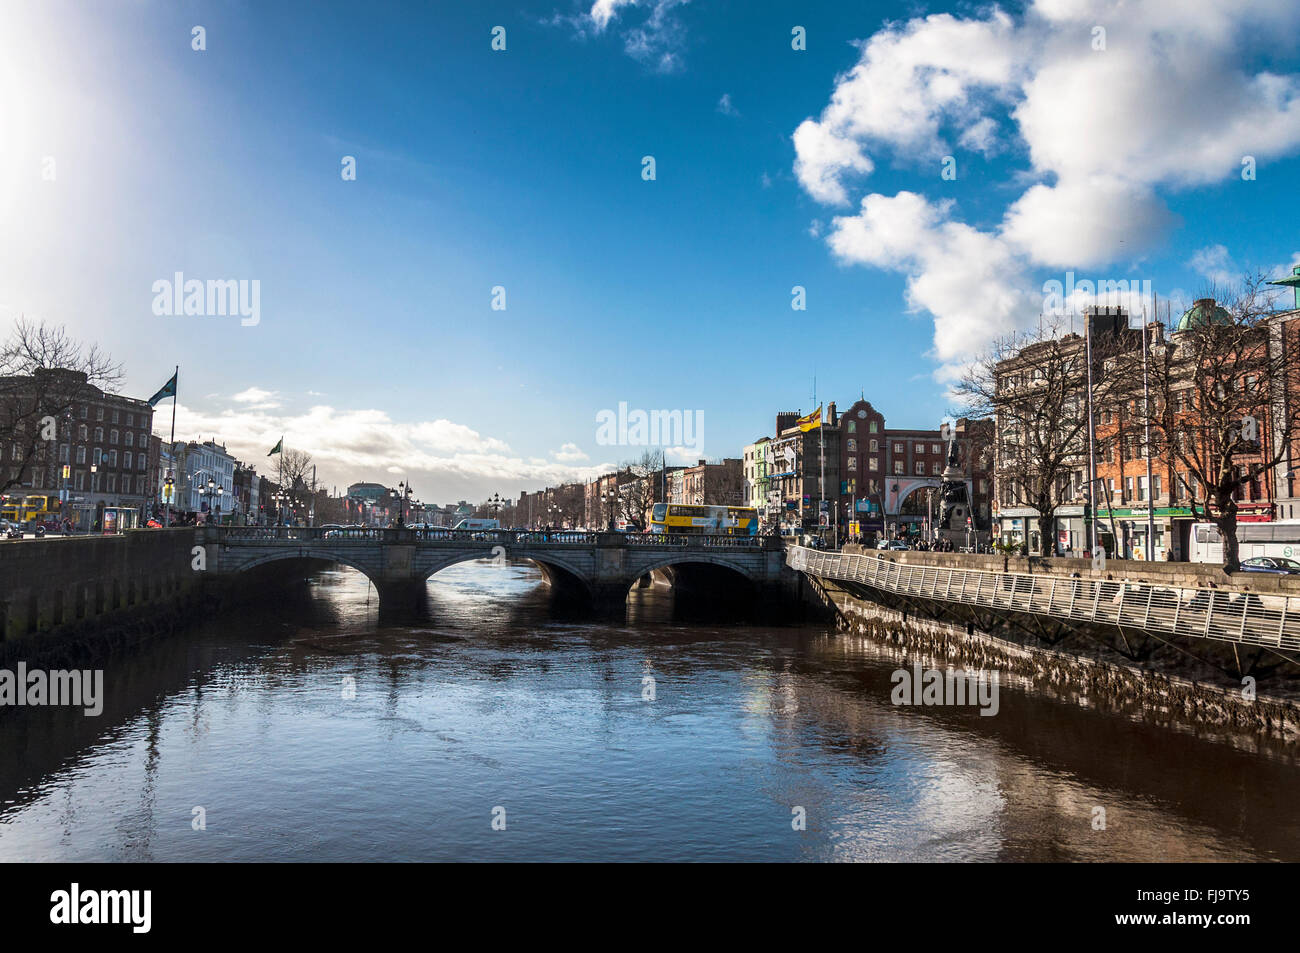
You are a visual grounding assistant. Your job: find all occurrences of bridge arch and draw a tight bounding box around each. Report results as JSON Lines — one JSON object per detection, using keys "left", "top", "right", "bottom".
{"left": 232, "top": 549, "right": 381, "bottom": 580}
{"left": 627, "top": 553, "right": 761, "bottom": 606}
{"left": 418, "top": 549, "right": 594, "bottom": 601}
{"left": 632, "top": 552, "right": 763, "bottom": 581}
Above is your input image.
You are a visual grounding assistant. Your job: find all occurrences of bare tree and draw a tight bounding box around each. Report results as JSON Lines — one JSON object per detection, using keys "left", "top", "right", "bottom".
{"left": 1112, "top": 275, "right": 1297, "bottom": 571}
{"left": 0, "top": 319, "right": 121, "bottom": 494}
{"left": 554, "top": 485, "right": 586, "bottom": 529}
{"left": 616, "top": 451, "right": 664, "bottom": 530}
{"left": 278, "top": 448, "right": 314, "bottom": 492}
{"left": 952, "top": 315, "right": 1127, "bottom": 556}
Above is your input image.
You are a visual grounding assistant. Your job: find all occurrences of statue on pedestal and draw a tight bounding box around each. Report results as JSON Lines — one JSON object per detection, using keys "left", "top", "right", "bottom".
{"left": 937, "top": 428, "right": 970, "bottom": 533}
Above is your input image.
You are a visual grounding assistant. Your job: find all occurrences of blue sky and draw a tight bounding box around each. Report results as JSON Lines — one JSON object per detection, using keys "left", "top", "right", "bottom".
{"left": 3, "top": 0, "right": 1299, "bottom": 500}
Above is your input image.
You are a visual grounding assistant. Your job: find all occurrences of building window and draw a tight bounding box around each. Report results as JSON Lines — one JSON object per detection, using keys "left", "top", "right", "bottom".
{"left": 931, "top": 443, "right": 941, "bottom": 454}
{"left": 1124, "top": 476, "right": 1133, "bottom": 502}
{"left": 869, "top": 456, "right": 878, "bottom": 471}
{"left": 125, "top": 432, "right": 134, "bottom": 447}
{"left": 847, "top": 457, "right": 857, "bottom": 471}
{"left": 932, "top": 463, "right": 941, "bottom": 475}
{"left": 846, "top": 438, "right": 856, "bottom": 452}
{"left": 847, "top": 421, "right": 856, "bottom": 434}
{"left": 869, "top": 421, "right": 878, "bottom": 433}
{"left": 78, "top": 424, "right": 88, "bottom": 440}
{"left": 126, "top": 413, "right": 134, "bottom": 427}
{"left": 1152, "top": 475, "right": 1162, "bottom": 499}
{"left": 76, "top": 446, "right": 86, "bottom": 464}
{"left": 124, "top": 452, "right": 133, "bottom": 470}
{"left": 94, "top": 427, "right": 103, "bottom": 442}
{"left": 894, "top": 461, "right": 903, "bottom": 475}
{"left": 110, "top": 429, "right": 119, "bottom": 445}
{"left": 92, "top": 448, "right": 102, "bottom": 465}
{"left": 894, "top": 443, "right": 903, "bottom": 454}
{"left": 96, "top": 407, "right": 104, "bottom": 421}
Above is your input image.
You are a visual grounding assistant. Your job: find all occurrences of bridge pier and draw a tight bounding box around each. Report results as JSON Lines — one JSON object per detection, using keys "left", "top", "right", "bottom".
{"left": 374, "top": 579, "right": 428, "bottom": 621}
{"left": 591, "top": 583, "right": 630, "bottom": 618}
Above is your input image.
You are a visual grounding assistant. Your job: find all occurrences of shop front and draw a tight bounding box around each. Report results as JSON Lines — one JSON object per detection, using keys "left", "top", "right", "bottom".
{"left": 1095, "top": 506, "right": 1195, "bottom": 561}
{"left": 996, "top": 506, "right": 1086, "bottom": 554}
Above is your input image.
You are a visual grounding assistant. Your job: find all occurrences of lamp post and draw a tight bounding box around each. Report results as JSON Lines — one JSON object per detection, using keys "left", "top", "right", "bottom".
{"left": 603, "top": 488, "right": 617, "bottom": 532}
{"left": 390, "top": 481, "right": 413, "bottom": 526}
{"left": 200, "top": 477, "right": 224, "bottom": 525}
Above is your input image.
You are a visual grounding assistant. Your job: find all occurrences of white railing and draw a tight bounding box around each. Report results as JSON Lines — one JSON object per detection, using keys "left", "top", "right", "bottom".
{"left": 787, "top": 546, "right": 1300, "bottom": 651}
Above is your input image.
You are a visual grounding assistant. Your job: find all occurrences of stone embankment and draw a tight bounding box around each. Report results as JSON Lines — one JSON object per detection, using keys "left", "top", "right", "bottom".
{"left": 810, "top": 547, "right": 1300, "bottom": 743}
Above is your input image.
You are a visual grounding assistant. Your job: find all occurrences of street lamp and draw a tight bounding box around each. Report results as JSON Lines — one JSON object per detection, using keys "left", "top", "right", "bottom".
{"left": 200, "top": 477, "right": 224, "bottom": 525}
{"left": 603, "top": 488, "right": 618, "bottom": 532}
{"left": 390, "top": 481, "right": 413, "bottom": 526}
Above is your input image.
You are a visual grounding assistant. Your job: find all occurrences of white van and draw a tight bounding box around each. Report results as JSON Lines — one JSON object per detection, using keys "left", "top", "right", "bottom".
{"left": 453, "top": 518, "right": 500, "bottom": 531}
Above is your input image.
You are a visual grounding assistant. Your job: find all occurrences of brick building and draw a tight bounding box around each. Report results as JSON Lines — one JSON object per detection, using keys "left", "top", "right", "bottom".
{"left": 0, "top": 367, "right": 154, "bottom": 528}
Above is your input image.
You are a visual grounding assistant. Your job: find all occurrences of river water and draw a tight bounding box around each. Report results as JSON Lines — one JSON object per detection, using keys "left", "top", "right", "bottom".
{"left": 2, "top": 561, "right": 1298, "bottom": 862}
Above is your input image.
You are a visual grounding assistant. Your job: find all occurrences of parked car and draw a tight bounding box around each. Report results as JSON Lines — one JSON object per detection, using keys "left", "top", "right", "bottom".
{"left": 883, "top": 540, "right": 910, "bottom": 551}
{"left": 1238, "top": 556, "right": 1300, "bottom": 575}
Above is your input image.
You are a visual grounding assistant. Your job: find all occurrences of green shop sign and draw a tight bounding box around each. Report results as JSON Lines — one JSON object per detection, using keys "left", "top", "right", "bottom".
{"left": 1095, "top": 507, "right": 1193, "bottom": 519}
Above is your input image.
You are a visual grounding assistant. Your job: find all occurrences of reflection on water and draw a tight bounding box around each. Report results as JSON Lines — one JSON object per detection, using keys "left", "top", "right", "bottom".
{"left": 1, "top": 560, "right": 1298, "bottom": 862}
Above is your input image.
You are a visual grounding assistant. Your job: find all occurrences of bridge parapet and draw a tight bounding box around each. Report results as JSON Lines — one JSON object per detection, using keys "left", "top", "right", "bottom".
{"left": 205, "top": 526, "right": 781, "bottom": 551}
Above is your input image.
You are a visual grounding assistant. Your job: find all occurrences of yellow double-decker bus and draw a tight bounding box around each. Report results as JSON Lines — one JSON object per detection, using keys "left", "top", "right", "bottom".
{"left": 649, "top": 503, "right": 758, "bottom": 536}
{"left": 0, "top": 493, "right": 63, "bottom": 527}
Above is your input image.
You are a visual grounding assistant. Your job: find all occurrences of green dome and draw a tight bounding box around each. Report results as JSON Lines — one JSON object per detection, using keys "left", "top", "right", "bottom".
{"left": 1174, "top": 298, "right": 1232, "bottom": 332}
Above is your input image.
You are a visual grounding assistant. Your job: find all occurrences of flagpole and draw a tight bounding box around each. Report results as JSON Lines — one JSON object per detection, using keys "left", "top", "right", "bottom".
{"left": 166, "top": 365, "right": 177, "bottom": 529}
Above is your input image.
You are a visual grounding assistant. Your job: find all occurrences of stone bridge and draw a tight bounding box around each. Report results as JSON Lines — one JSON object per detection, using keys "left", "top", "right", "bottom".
{"left": 199, "top": 526, "right": 791, "bottom": 616}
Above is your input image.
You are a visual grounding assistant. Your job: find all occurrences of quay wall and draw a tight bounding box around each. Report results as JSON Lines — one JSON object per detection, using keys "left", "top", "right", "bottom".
{"left": 0, "top": 529, "right": 206, "bottom": 664}
{"left": 809, "top": 564, "right": 1300, "bottom": 744}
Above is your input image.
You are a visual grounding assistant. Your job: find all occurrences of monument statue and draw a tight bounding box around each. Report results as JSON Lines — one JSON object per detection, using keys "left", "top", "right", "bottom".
{"left": 937, "top": 430, "right": 970, "bottom": 532}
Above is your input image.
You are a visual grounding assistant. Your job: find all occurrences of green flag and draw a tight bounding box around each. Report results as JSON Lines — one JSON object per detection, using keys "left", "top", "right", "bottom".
{"left": 268, "top": 436, "right": 283, "bottom": 456}
{"left": 147, "top": 371, "right": 177, "bottom": 407}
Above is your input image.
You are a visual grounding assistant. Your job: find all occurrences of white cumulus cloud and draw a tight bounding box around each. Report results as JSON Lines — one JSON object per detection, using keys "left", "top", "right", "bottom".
{"left": 794, "top": 0, "right": 1300, "bottom": 374}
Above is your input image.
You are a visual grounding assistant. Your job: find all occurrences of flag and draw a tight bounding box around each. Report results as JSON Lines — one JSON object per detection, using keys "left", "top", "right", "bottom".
{"left": 796, "top": 405, "right": 822, "bottom": 431}
{"left": 268, "top": 437, "right": 283, "bottom": 456}
{"left": 147, "top": 371, "right": 177, "bottom": 407}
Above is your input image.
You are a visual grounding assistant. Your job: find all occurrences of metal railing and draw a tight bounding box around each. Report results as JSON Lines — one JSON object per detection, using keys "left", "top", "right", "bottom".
{"left": 205, "top": 526, "right": 775, "bottom": 550}
{"left": 787, "top": 545, "right": 1300, "bottom": 651}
